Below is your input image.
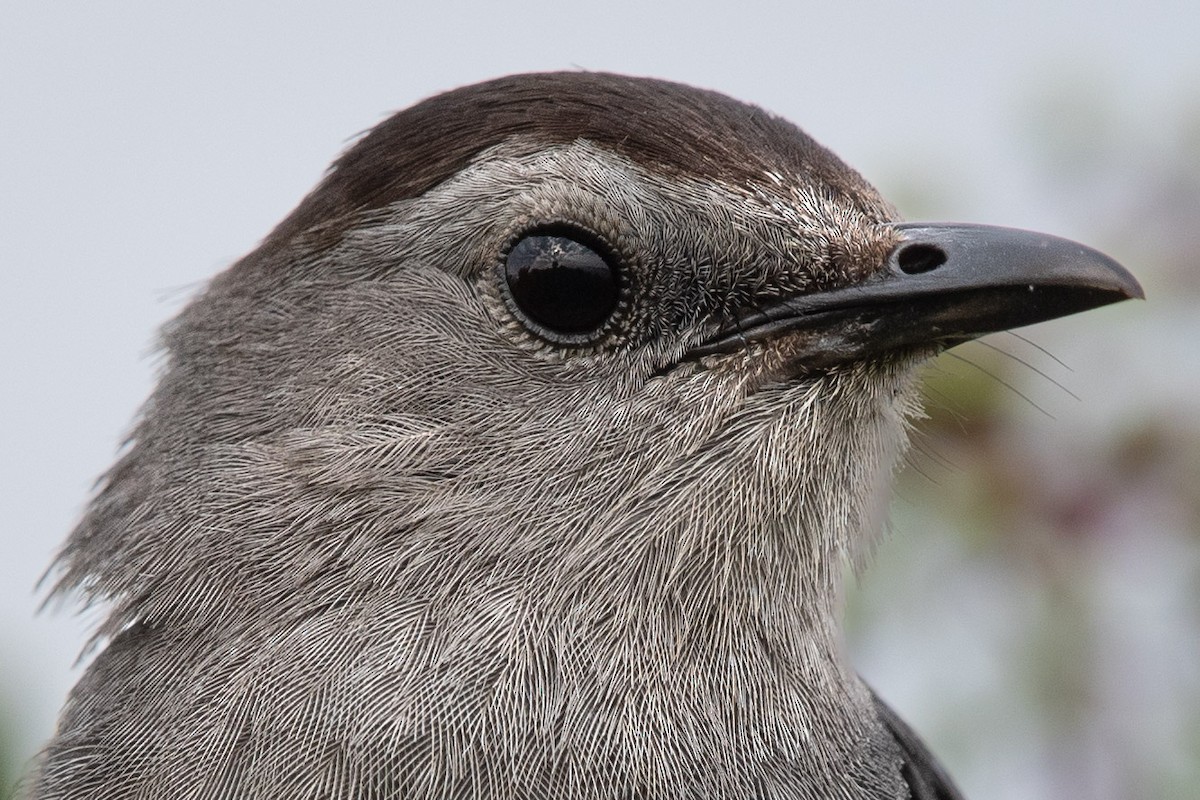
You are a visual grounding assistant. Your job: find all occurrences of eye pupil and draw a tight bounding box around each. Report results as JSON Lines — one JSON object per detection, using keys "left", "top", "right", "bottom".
{"left": 504, "top": 232, "right": 619, "bottom": 337}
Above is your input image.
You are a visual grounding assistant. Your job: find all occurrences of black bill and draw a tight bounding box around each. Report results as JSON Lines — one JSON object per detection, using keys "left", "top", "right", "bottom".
{"left": 688, "top": 222, "right": 1143, "bottom": 365}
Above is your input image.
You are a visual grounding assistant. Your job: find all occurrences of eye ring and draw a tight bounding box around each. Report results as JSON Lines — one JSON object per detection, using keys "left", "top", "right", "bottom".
{"left": 498, "top": 222, "right": 625, "bottom": 345}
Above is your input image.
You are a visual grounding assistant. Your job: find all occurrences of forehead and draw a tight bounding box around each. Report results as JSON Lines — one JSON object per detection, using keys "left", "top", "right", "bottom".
{"left": 260, "top": 72, "right": 886, "bottom": 256}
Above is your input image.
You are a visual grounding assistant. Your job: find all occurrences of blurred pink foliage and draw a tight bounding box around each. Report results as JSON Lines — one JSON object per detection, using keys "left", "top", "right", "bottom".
{"left": 847, "top": 77, "right": 1200, "bottom": 800}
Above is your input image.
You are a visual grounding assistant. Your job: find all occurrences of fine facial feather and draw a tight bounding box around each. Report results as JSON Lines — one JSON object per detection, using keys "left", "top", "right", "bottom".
{"left": 32, "top": 73, "right": 976, "bottom": 800}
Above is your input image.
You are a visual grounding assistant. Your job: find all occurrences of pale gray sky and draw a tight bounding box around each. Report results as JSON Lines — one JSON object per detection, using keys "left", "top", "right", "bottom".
{"left": 3, "top": 1, "right": 1197, "bottom": 797}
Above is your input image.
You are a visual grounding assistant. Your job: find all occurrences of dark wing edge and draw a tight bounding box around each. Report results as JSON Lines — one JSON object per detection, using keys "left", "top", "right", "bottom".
{"left": 868, "top": 686, "right": 967, "bottom": 800}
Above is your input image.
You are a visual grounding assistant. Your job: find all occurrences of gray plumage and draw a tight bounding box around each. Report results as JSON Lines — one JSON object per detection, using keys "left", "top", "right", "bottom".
{"left": 27, "top": 73, "right": 1140, "bottom": 799}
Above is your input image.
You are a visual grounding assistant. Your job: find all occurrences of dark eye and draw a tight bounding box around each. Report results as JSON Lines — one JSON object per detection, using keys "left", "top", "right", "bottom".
{"left": 503, "top": 229, "right": 620, "bottom": 340}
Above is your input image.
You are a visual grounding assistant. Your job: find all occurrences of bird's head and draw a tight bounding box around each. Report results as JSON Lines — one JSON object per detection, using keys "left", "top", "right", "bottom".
{"left": 40, "top": 73, "right": 1140, "bottom": 797}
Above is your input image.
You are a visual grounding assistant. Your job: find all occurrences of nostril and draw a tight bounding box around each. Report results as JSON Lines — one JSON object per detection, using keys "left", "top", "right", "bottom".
{"left": 896, "top": 243, "right": 947, "bottom": 274}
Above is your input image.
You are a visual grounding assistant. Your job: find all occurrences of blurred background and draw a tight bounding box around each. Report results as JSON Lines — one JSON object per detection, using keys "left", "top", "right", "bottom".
{"left": 2, "top": 2, "right": 1196, "bottom": 798}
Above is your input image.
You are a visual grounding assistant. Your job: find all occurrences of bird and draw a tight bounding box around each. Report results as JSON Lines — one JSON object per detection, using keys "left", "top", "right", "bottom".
{"left": 27, "top": 72, "right": 1142, "bottom": 799}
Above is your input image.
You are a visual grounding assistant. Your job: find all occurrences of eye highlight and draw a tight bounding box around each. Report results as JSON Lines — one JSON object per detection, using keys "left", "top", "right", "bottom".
{"left": 503, "top": 228, "right": 620, "bottom": 341}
